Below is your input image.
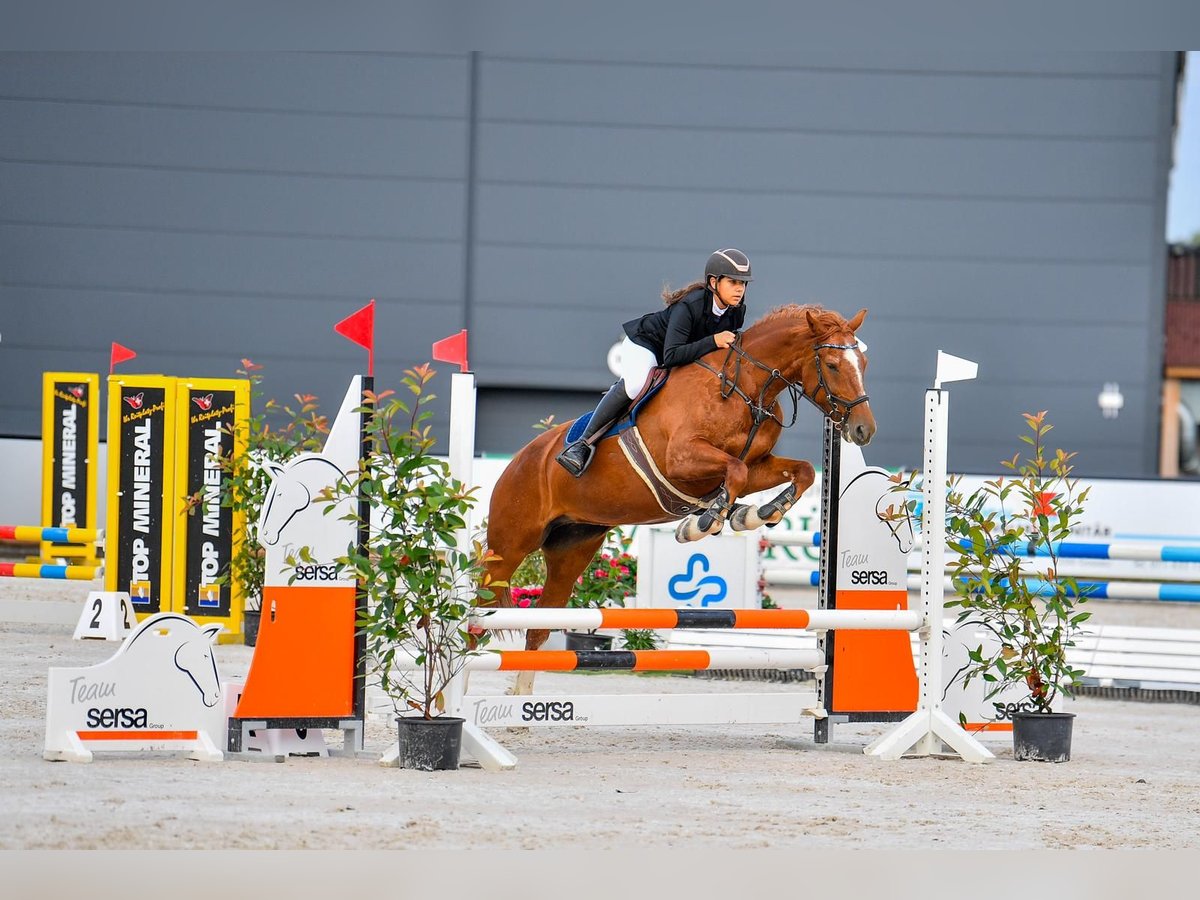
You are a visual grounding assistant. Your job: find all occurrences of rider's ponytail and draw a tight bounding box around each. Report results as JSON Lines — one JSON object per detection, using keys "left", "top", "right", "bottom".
{"left": 661, "top": 279, "right": 706, "bottom": 305}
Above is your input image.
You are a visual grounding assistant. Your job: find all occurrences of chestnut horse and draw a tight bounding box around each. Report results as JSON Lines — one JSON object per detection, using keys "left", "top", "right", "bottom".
{"left": 485, "top": 305, "right": 875, "bottom": 693}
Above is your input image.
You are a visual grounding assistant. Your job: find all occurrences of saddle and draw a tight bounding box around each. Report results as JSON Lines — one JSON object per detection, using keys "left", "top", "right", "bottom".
{"left": 564, "top": 369, "right": 720, "bottom": 517}
{"left": 563, "top": 368, "right": 669, "bottom": 445}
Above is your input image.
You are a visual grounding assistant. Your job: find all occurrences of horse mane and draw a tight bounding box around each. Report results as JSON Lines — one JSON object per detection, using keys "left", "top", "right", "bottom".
{"left": 751, "top": 304, "right": 849, "bottom": 340}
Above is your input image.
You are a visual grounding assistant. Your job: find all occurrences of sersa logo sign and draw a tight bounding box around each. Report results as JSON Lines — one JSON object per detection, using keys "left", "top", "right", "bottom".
{"left": 850, "top": 569, "right": 889, "bottom": 585}
{"left": 522, "top": 700, "right": 574, "bottom": 722}
{"left": 469, "top": 697, "right": 588, "bottom": 726}
{"left": 292, "top": 562, "right": 342, "bottom": 581}
{"left": 86, "top": 707, "right": 150, "bottom": 728}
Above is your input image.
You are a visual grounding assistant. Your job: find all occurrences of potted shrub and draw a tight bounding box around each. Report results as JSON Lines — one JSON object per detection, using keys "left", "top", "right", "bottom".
{"left": 564, "top": 536, "right": 637, "bottom": 651}
{"left": 214, "top": 360, "right": 329, "bottom": 645}
{"left": 939, "top": 411, "right": 1092, "bottom": 762}
{"left": 316, "top": 364, "right": 498, "bottom": 771}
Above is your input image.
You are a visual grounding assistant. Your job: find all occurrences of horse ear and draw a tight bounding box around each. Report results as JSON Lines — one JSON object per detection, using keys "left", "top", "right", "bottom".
{"left": 847, "top": 308, "right": 867, "bottom": 331}
{"left": 262, "top": 459, "right": 286, "bottom": 480}
{"left": 805, "top": 308, "right": 821, "bottom": 332}
{"left": 202, "top": 623, "right": 222, "bottom": 643}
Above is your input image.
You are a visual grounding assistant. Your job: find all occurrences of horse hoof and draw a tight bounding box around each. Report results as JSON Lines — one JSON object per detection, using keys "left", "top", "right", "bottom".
{"left": 727, "top": 504, "right": 757, "bottom": 532}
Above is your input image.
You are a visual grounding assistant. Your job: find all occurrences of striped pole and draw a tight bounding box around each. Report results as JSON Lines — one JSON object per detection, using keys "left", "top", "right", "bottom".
{"left": 1016, "top": 541, "right": 1200, "bottom": 564}
{"left": 0, "top": 525, "right": 101, "bottom": 544}
{"left": 762, "top": 568, "right": 1200, "bottom": 604}
{"left": 397, "top": 648, "right": 826, "bottom": 673}
{"left": 0, "top": 563, "right": 102, "bottom": 580}
{"left": 761, "top": 529, "right": 822, "bottom": 548}
{"left": 761, "top": 530, "right": 1200, "bottom": 565}
{"left": 469, "top": 607, "right": 922, "bottom": 632}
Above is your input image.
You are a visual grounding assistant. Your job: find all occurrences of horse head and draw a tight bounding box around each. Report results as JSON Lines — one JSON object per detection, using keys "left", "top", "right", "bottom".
{"left": 801, "top": 306, "right": 875, "bottom": 446}
{"left": 258, "top": 458, "right": 312, "bottom": 546}
{"left": 174, "top": 621, "right": 223, "bottom": 708}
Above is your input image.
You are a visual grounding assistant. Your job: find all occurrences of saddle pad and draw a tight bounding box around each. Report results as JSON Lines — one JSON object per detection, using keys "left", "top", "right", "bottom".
{"left": 564, "top": 369, "right": 668, "bottom": 444}
{"left": 617, "top": 426, "right": 722, "bottom": 518}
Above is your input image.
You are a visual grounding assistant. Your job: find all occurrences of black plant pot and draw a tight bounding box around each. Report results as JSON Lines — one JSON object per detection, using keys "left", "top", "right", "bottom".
{"left": 243, "top": 609, "right": 261, "bottom": 647}
{"left": 565, "top": 631, "right": 613, "bottom": 652}
{"left": 396, "top": 716, "right": 465, "bottom": 771}
{"left": 1013, "top": 711, "right": 1075, "bottom": 763}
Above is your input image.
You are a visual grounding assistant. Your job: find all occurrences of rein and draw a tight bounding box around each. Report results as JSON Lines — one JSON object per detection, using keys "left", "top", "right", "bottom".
{"left": 696, "top": 334, "right": 870, "bottom": 459}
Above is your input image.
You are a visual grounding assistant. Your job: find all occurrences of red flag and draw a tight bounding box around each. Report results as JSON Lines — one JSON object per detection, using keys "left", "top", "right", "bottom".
{"left": 431, "top": 330, "right": 469, "bottom": 373}
{"left": 335, "top": 299, "right": 375, "bottom": 376}
{"left": 110, "top": 342, "right": 137, "bottom": 375}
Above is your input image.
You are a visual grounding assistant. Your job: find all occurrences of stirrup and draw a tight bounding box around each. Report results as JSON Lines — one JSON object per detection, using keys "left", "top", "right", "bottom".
{"left": 555, "top": 441, "right": 595, "bottom": 477}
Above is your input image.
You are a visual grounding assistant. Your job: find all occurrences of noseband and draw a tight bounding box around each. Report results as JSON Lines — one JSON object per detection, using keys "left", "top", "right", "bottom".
{"left": 696, "top": 334, "right": 870, "bottom": 459}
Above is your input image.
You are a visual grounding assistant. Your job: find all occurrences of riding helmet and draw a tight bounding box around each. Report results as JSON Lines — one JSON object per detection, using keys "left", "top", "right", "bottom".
{"left": 704, "top": 248, "right": 753, "bottom": 284}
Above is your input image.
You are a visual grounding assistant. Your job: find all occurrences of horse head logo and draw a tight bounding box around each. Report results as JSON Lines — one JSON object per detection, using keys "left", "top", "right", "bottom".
{"left": 257, "top": 456, "right": 346, "bottom": 547}
{"left": 123, "top": 614, "right": 223, "bottom": 708}
{"left": 174, "top": 622, "right": 223, "bottom": 707}
{"left": 875, "top": 478, "right": 916, "bottom": 555}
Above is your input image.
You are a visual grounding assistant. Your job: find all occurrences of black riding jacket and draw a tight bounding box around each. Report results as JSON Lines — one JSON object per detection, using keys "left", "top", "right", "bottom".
{"left": 622, "top": 288, "right": 747, "bottom": 369}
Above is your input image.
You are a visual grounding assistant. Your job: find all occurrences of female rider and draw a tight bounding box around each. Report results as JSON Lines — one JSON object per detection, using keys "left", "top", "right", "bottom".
{"left": 556, "top": 248, "right": 752, "bottom": 476}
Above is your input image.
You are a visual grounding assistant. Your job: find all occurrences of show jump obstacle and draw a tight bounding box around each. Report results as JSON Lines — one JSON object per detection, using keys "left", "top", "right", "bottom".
{"left": 224, "top": 376, "right": 371, "bottom": 757}
{"left": 388, "top": 347, "right": 995, "bottom": 769}
{"left": 40, "top": 373, "right": 101, "bottom": 566}
{"left": 104, "top": 375, "right": 250, "bottom": 642}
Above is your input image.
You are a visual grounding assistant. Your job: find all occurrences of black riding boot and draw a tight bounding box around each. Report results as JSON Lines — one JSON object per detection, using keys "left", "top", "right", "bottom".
{"left": 556, "top": 381, "right": 631, "bottom": 477}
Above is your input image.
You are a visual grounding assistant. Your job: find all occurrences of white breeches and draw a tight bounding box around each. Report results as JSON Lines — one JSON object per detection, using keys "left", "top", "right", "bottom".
{"left": 618, "top": 337, "right": 658, "bottom": 400}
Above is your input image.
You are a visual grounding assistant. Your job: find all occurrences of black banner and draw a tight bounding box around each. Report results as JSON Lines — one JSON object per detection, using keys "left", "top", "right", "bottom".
{"left": 114, "top": 383, "right": 170, "bottom": 614}
{"left": 46, "top": 377, "right": 93, "bottom": 531}
{"left": 179, "top": 387, "right": 237, "bottom": 618}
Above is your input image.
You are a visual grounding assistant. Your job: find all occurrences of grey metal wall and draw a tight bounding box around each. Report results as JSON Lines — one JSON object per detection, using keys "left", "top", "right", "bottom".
{"left": 1, "top": 52, "right": 1178, "bottom": 477}
{"left": 0, "top": 52, "right": 472, "bottom": 445}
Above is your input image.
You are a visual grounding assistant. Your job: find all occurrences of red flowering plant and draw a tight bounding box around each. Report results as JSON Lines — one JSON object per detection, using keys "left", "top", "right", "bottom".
{"left": 508, "top": 549, "right": 546, "bottom": 608}
{"left": 569, "top": 532, "right": 637, "bottom": 619}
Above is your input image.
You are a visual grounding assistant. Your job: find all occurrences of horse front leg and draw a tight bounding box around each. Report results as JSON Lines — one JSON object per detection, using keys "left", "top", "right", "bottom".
{"left": 508, "top": 529, "right": 608, "bottom": 696}
{"left": 727, "top": 455, "right": 815, "bottom": 532}
{"left": 669, "top": 444, "right": 749, "bottom": 543}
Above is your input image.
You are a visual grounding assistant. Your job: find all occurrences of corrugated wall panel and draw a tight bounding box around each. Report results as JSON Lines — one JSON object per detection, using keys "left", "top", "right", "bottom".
{"left": 473, "top": 52, "right": 1174, "bottom": 477}
{"left": 0, "top": 52, "right": 1177, "bottom": 480}
{"left": 0, "top": 52, "right": 472, "bottom": 436}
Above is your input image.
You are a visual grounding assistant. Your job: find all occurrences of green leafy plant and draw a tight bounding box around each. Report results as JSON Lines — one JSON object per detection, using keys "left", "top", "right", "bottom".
{"left": 316, "top": 364, "right": 498, "bottom": 719}
{"left": 937, "top": 411, "right": 1092, "bottom": 715}
{"left": 619, "top": 628, "right": 658, "bottom": 650}
{"left": 215, "top": 360, "right": 329, "bottom": 612}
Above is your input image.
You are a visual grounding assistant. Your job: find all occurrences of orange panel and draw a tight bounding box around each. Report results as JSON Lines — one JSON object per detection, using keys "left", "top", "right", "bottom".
{"left": 830, "top": 589, "right": 918, "bottom": 713}
{"left": 234, "top": 584, "right": 357, "bottom": 718}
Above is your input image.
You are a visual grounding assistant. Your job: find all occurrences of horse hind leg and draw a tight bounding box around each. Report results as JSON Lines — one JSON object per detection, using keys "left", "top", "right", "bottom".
{"left": 508, "top": 524, "right": 609, "bottom": 697}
